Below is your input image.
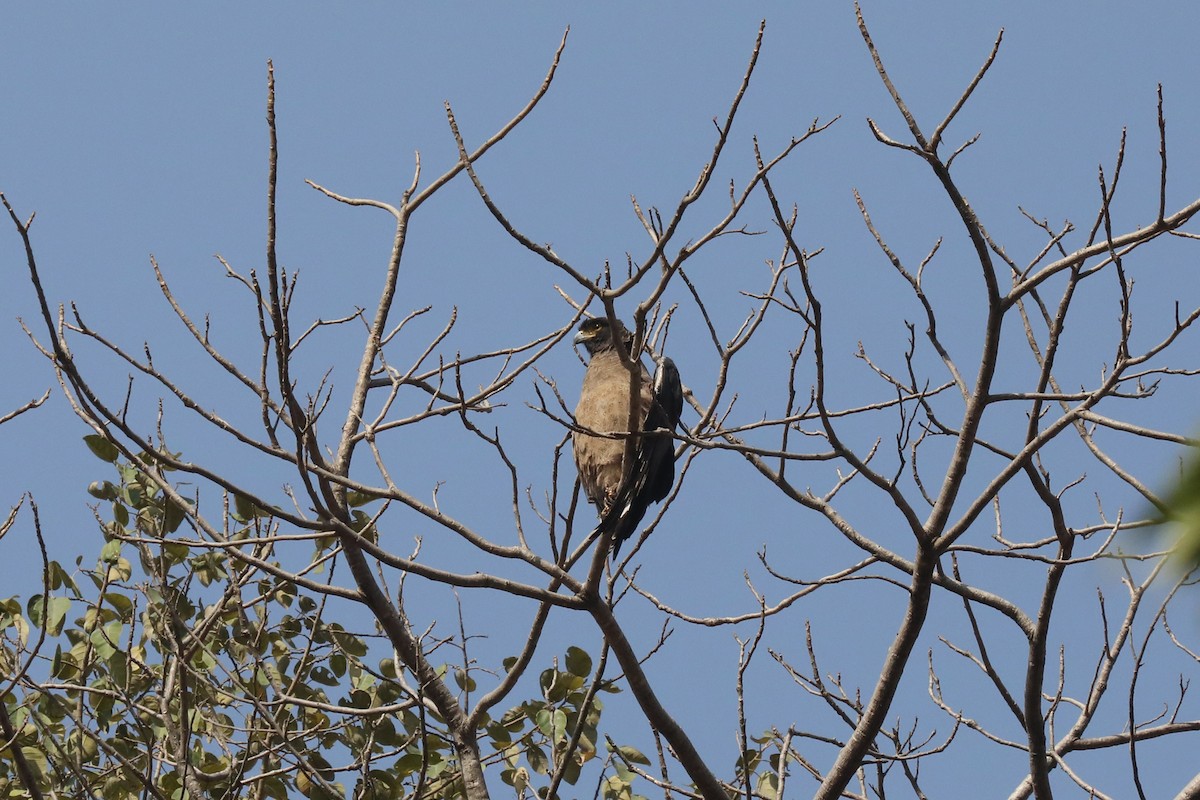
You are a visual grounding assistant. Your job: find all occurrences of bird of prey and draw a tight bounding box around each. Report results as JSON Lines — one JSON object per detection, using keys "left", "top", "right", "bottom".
{"left": 572, "top": 317, "right": 682, "bottom": 554}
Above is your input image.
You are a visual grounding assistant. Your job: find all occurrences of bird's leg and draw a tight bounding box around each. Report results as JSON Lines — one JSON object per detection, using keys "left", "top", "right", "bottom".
{"left": 600, "top": 488, "right": 618, "bottom": 516}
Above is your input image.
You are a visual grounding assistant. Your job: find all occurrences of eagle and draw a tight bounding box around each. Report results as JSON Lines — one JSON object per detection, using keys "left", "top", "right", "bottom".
{"left": 572, "top": 317, "right": 682, "bottom": 555}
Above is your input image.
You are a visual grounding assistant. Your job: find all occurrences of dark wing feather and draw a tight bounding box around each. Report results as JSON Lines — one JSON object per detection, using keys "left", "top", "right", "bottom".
{"left": 601, "top": 356, "right": 682, "bottom": 555}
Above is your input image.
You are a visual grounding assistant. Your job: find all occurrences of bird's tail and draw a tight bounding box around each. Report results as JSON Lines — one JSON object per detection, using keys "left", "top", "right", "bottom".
{"left": 597, "top": 490, "right": 651, "bottom": 558}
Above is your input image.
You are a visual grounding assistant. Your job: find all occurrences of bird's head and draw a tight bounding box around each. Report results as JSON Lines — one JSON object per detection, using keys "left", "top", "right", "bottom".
{"left": 573, "top": 317, "right": 632, "bottom": 356}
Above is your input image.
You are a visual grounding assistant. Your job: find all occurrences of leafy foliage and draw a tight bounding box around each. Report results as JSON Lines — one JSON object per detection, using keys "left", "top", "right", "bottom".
{"left": 1, "top": 455, "right": 650, "bottom": 800}
{"left": 1167, "top": 447, "right": 1200, "bottom": 567}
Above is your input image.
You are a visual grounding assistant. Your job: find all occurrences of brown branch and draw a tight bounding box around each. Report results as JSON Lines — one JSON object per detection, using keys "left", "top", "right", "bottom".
{"left": 587, "top": 596, "right": 728, "bottom": 800}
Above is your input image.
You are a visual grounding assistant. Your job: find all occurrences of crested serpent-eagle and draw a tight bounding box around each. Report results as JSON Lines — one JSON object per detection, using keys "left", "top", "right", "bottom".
{"left": 572, "top": 317, "right": 682, "bottom": 554}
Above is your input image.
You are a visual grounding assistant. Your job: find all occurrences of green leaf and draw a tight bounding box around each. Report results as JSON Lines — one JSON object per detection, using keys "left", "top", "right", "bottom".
{"left": 87, "top": 480, "right": 119, "bottom": 500}
{"left": 614, "top": 745, "right": 651, "bottom": 766}
{"left": 561, "top": 751, "right": 583, "bottom": 786}
{"left": 162, "top": 497, "right": 190, "bottom": 533}
{"left": 526, "top": 743, "right": 549, "bottom": 775}
{"left": 192, "top": 552, "right": 227, "bottom": 587}
{"left": 45, "top": 561, "right": 78, "bottom": 595}
{"left": 565, "top": 645, "right": 592, "bottom": 678}
{"left": 162, "top": 541, "right": 190, "bottom": 563}
{"left": 330, "top": 625, "right": 368, "bottom": 657}
{"left": 1167, "top": 449, "right": 1200, "bottom": 567}
{"left": 99, "top": 539, "right": 122, "bottom": 563}
{"left": 231, "top": 491, "right": 258, "bottom": 522}
{"left": 534, "top": 707, "right": 552, "bottom": 736}
{"left": 108, "top": 649, "right": 129, "bottom": 685}
{"left": 83, "top": 434, "right": 119, "bottom": 462}
{"left": 540, "top": 666, "right": 575, "bottom": 702}
{"left": 346, "top": 490, "right": 381, "bottom": 508}
{"left": 373, "top": 718, "right": 398, "bottom": 746}
{"left": 18, "top": 746, "right": 47, "bottom": 779}
{"left": 311, "top": 667, "right": 338, "bottom": 687}
{"left": 88, "top": 620, "right": 121, "bottom": 660}
{"left": 51, "top": 644, "right": 81, "bottom": 679}
{"left": 535, "top": 708, "right": 568, "bottom": 743}
{"left": 28, "top": 595, "right": 71, "bottom": 635}
{"left": 552, "top": 708, "right": 568, "bottom": 742}
{"left": 108, "top": 556, "right": 133, "bottom": 582}
{"left": 350, "top": 510, "right": 378, "bottom": 544}
{"left": 308, "top": 752, "right": 335, "bottom": 782}
{"left": 92, "top": 689, "right": 116, "bottom": 728}
{"left": 487, "top": 720, "right": 513, "bottom": 745}
{"left": 737, "top": 747, "right": 761, "bottom": 775}
{"left": 604, "top": 772, "right": 634, "bottom": 800}
{"left": 395, "top": 751, "right": 424, "bottom": 776}
{"left": 453, "top": 666, "right": 477, "bottom": 692}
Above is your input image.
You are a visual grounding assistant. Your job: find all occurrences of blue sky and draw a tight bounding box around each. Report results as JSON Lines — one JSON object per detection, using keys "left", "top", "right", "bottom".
{"left": 3, "top": 4, "right": 1200, "bottom": 797}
